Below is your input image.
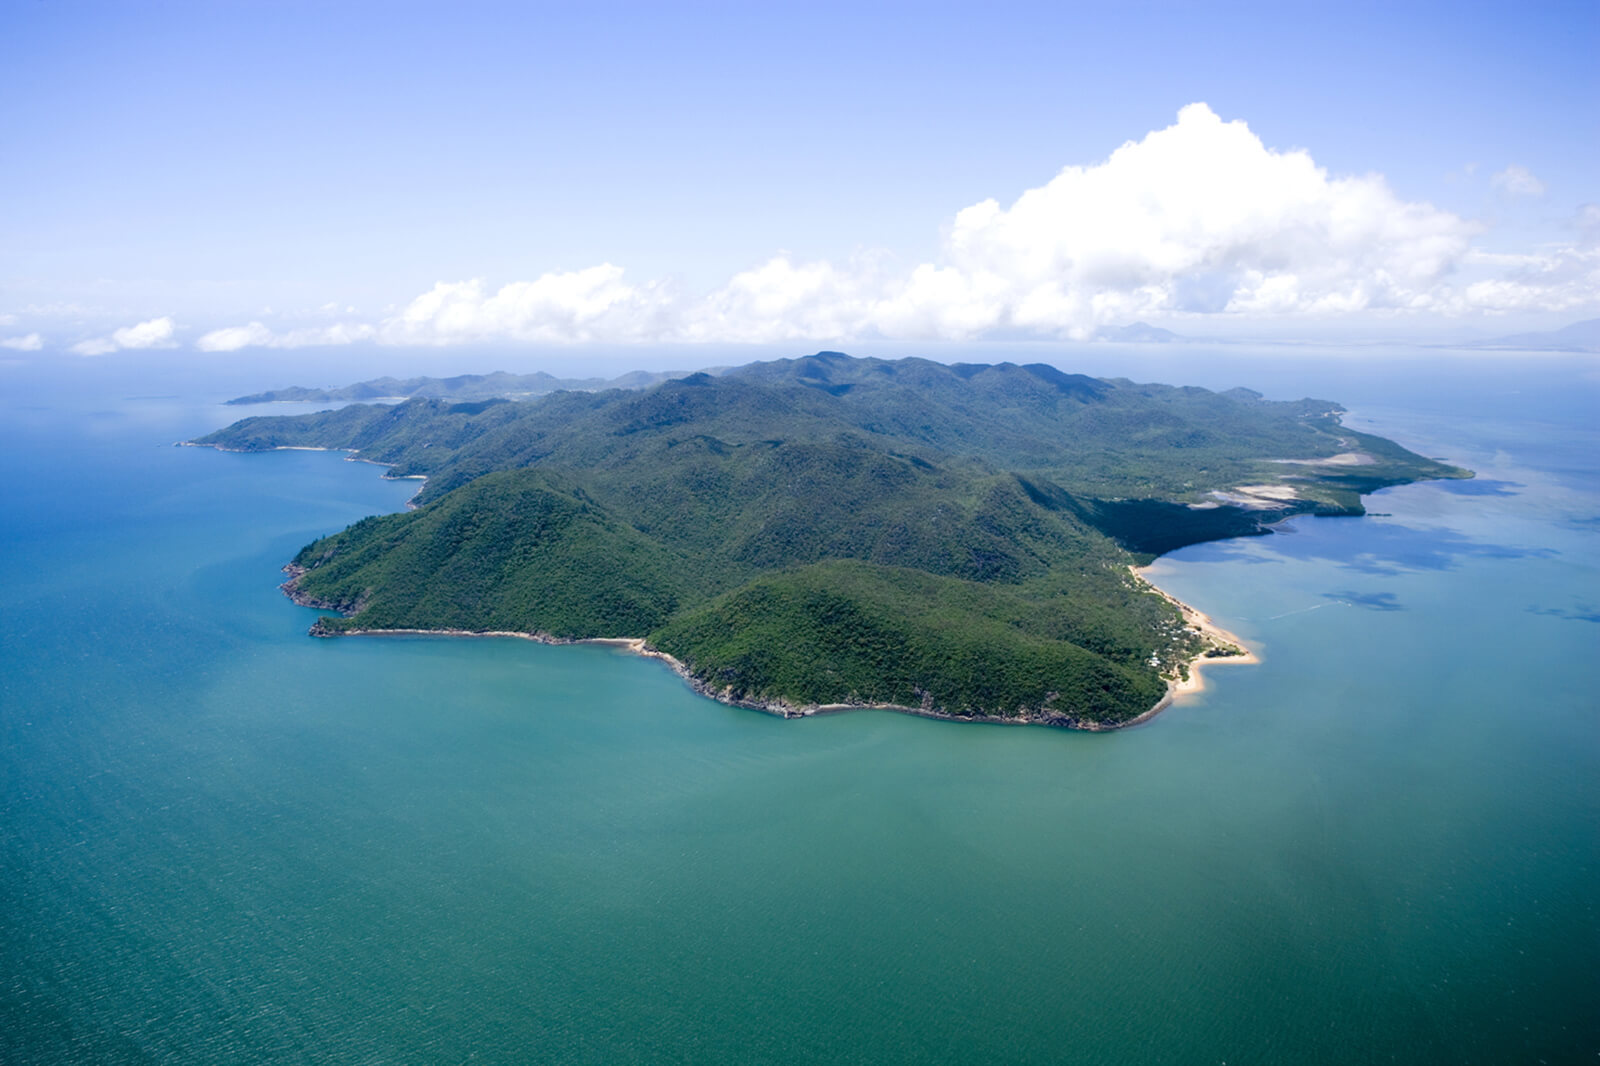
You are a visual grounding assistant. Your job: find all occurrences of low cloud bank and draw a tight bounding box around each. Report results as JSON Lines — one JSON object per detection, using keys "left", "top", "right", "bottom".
{"left": 70, "top": 316, "right": 177, "bottom": 356}
{"left": 1, "top": 332, "right": 43, "bottom": 351}
{"left": 94, "top": 105, "right": 1600, "bottom": 351}
{"left": 196, "top": 321, "right": 377, "bottom": 352}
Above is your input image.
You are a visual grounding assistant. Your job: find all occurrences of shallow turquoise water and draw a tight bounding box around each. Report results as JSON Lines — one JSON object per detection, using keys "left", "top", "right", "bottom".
{"left": 2, "top": 352, "right": 1595, "bottom": 1063}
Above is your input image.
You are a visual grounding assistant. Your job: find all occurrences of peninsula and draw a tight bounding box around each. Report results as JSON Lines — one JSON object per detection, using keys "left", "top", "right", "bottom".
{"left": 193, "top": 352, "right": 1470, "bottom": 727}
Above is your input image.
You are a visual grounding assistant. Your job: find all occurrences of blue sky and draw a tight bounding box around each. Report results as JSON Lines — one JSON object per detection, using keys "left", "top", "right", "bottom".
{"left": 2, "top": 0, "right": 1595, "bottom": 358}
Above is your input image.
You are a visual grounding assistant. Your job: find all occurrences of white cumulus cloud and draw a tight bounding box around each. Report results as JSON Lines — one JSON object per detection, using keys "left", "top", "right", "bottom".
{"left": 196, "top": 321, "right": 377, "bottom": 352}
{"left": 0, "top": 332, "right": 43, "bottom": 351}
{"left": 379, "top": 265, "right": 673, "bottom": 345}
{"left": 684, "top": 255, "right": 885, "bottom": 343}
{"left": 671, "top": 105, "right": 1495, "bottom": 340}
{"left": 198, "top": 266, "right": 673, "bottom": 349}
{"left": 71, "top": 316, "right": 177, "bottom": 355}
{"left": 113, "top": 316, "right": 176, "bottom": 348}
{"left": 1491, "top": 164, "right": 1546, "bottom": 197}
{"left": 1452, "top": 206, "right": 1600, "bottom": 313}
{"left": 196, "top": 322, "right": 276, "bottom": 352}
{"left": 186, "top": 105, "right": 1598, "bottom": 348}
{"left": 676, "top": 104, "right": 1542, "bottom": 340}
{"left": 879, "top": 102, "right": 1484, "bottom": 335}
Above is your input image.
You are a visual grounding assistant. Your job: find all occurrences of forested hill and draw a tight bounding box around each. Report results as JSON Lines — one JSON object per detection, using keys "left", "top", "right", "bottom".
{"left": 193, "top": 352, "right": 1470, "bottom": 728}
{"left": 225, "top": 367, "right": 696, "bottom": 405}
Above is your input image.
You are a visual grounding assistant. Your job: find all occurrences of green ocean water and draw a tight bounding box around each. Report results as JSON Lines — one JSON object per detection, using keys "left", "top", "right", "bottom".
{"left": 2, "top": 351, "right": 1595, "bottom": 1064}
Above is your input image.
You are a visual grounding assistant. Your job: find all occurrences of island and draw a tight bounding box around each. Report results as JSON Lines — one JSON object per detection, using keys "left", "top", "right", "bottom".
{"left": 190, "top": 352, "right": 1471, "bottom": 728}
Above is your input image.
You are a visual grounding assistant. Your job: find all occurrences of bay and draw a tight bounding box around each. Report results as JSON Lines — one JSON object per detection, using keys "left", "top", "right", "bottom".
{"left": 2, "top": 349, "right": 1595, "bottom": 1064}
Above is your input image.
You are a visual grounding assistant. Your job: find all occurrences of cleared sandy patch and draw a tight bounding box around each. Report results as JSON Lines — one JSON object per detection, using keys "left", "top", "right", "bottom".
{"left": 1268, "top": 451, "right": 1376, "bottom": 467}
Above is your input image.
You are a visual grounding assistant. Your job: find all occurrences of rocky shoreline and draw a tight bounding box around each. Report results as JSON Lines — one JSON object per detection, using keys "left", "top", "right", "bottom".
{"left": 279, "top": 563, "right": 1251, "bottom": 732}
{"left": 182, "top": 442, "right": 428, "bottom": 507}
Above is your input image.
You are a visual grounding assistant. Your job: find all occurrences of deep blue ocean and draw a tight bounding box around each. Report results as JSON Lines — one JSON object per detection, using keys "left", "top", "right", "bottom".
{"left": 2, "top": 347, "right": 1595, "bottom": 1064}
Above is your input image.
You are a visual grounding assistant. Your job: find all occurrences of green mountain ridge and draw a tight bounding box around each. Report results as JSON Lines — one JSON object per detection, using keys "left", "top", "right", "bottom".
{"left": 225, "top": 368, "right": 701, "bottom": 405}
{"left": 195, "top": 352, "right": 1471, "bottom": 727}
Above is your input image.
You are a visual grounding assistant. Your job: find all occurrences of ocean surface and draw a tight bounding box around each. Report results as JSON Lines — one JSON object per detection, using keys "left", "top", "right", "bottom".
{"left": 2, "top": 348, "right": 1595, "bottom": 1064}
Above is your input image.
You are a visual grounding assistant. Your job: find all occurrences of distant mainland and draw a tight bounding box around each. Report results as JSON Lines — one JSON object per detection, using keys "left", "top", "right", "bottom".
{"left": 1456, "top": 317, "right": 1600, "bottom": 354}
{"left": 191, "top": 352, "right": 1471, "bottom": 729}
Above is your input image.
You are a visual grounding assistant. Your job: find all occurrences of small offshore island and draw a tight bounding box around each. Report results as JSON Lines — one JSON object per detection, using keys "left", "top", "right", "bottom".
{"left": 191, "top": 352, "right": 1470, "bottom": 729}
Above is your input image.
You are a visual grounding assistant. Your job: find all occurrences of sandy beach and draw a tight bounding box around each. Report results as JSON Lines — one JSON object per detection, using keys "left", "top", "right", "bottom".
{"left": 1131, "top": 563, "right": 1259, "bottom": 712}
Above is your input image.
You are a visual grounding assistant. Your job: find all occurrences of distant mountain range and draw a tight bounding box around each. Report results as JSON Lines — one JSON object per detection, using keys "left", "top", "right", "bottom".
{"left": 1458, "top": 318, "right": 1600, "bottom": 353}
{"left": 227, "top": 327, "right": 1195, "bottom": 410}
{"left": 1094, "top": 317, "right": 1600, "bottom": 351}
{"left": 226, "top": 368, "right": 703, "bottom": 405}
{"left": 1091, "top": 321, "right": 1184, "bottom": 343}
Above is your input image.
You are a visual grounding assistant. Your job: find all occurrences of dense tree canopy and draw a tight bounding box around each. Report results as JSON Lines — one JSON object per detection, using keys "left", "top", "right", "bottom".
{"left": 198, "top": 353, "right": 1469, "bottom": 726}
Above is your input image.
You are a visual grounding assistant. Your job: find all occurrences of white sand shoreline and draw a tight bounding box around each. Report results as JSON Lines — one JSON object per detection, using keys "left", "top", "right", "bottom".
{"left": 1130, "top": 563, "right": 1259, "bottom": 722}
